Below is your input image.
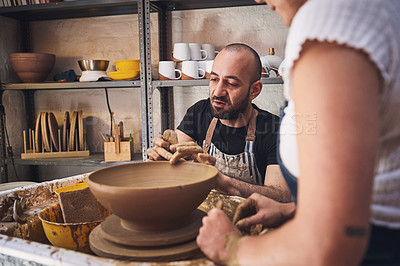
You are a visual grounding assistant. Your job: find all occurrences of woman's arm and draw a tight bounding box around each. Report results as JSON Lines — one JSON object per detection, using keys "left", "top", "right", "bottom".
{"left": 197, "top": 40, "right": 381, "bottom": 265}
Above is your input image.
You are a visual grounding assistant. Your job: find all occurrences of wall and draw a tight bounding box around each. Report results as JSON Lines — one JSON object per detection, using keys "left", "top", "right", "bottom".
{"left": 0, "top": 5, "right": 288, "bottom": 182}
{"left": 170, "top": 6, "right": 287, "bottom": 126}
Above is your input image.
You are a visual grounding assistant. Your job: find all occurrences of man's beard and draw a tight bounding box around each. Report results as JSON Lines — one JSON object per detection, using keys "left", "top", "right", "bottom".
{"left": 210, "top": 92, "right": 250, "bottom": 120}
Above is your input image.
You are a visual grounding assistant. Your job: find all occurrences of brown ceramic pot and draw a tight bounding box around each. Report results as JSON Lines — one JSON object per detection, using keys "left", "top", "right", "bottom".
{"left": 88, "top": 161, "right": 218, "bottom": 232}
{"left": 9, "top": 53, "right": 56, "bottom": 83}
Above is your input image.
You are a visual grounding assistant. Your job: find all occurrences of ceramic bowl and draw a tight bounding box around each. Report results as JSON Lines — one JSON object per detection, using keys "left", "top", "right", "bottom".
{"left": 87, "top": 161, "right": 218, "bottom": 231}
{"left": 9, "top": 53, "right": 56, "bottom": 83}
{"left": 114, "top": 59, "right": 140, "bottom": 72}
{"left": 39, "top": 203, "right": 109, "bottom": 253}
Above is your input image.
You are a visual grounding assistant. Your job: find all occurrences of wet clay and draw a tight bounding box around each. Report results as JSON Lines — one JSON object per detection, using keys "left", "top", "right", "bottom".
{"left": 88, "top": 161, "right": 218, "bottom": 231}
{"left": 58, "top": 187, "right": 101, "bottom": 223}
{"left": 89, "top": 225, "right": 202, "bottom": 262}
{"left": 100, "top": 210, "right": 205, "bottom": 247}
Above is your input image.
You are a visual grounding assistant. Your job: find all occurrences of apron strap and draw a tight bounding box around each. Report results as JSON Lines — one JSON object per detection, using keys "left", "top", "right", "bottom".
{"left": 204, "top": 109, "right": 258, "bottom": 153}
{"left": 245, "top": 109, "right": 258, "bottom": 142}
{"left": 203, "top": 117, "right": 218, "bottom": 153}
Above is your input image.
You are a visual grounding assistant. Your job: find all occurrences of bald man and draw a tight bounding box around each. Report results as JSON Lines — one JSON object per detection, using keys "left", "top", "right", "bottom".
{"left": 148, "top": 43, "right": 290, "bottom": 202}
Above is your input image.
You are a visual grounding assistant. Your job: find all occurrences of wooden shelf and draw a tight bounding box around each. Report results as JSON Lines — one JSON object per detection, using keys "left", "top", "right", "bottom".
{"left": 10, "top": 152, "right": 142, "bottom": 167}
{"left": 1, "top": 80, "right": 140, "bottom": 90}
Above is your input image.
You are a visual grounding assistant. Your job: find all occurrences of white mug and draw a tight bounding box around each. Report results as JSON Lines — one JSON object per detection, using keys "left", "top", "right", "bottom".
{"left": 159, "top": 61, "right": 182, "bottom": 80}
{"left": 201, "top": 44, "right": 218, "bottom": 60}
{"left": 189, "top": 43, "right": 207, "bottom": 61}
{"left": 182, "top": 61, "right": 205, "bottom": 80}
{"left": 198, "top": 60, "right": 214, "bottom": 79}
{"left": 204, "top": 60, "right": 214, "bottom": 79}
{"left": 172, "top": 43, "right": 191, "bottom": 62}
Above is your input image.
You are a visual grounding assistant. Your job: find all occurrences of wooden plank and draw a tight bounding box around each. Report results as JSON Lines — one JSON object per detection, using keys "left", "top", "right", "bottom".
{"left": 21, "top": 150, "right": 90, "bottom": 159}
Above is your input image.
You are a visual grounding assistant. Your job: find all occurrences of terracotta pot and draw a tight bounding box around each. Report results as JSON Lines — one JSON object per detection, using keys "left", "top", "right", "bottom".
{"left": 88, "top": 161, "right": 218, "bottom": 232}
{"left": 9, "top": 53, "right": 56, "bottom": 83}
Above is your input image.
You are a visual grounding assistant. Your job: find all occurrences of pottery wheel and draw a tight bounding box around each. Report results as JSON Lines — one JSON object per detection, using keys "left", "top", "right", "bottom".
{"left": 100, "top": 209, "right": 205, "bottom": 247}
{"left": 89, "top": 225, "right": 201, "bottom": 262}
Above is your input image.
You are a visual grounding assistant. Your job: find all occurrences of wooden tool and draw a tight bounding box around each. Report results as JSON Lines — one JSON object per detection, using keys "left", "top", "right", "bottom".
{"left": 69, "top": 111, "right": 77, "bottom": 151}
{"left": 78, "top": 110, "right": 84, "bottom": 151}
{"left": 41, "top": 112, "right": 51, "bottom": 152}
{"left": 114, "top": 124, "right": 120, "bottom": 154}
{"left": 35, "top": 112, "right": 42, "bottom": 152}
{"left": 48, "top": 112, "right": 59, "bottom": 152}
{"left": 62, "top": 111, "right": 70, "bottom": 151}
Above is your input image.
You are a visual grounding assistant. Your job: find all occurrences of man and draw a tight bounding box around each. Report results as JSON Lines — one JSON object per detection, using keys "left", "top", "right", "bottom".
{"left": 147, "top": 43, "right": 290, "bottom": 202}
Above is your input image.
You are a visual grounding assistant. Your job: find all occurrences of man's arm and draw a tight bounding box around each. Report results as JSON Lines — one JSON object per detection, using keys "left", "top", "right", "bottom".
{"left": 165, "top": 131, "right": 291, "bottom": 202}
{"left": 215, "top": 165, "right": 290, "bottom": 202}
{"left": 175, "top": 129, "right": 195, "bottom": 142}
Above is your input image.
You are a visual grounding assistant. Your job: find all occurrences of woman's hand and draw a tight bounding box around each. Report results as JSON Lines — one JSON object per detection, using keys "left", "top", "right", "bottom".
{"left": 196, "top": 208, "right": 241, "bottom": 264}
{"left": 233, "top": 193, "right": 295, "bottom": 230}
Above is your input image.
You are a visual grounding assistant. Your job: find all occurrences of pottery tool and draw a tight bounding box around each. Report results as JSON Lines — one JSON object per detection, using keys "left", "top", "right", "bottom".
{"left": 62, "top": 111, "right": 70, "bottom": 151}
{"left": 48, "top": 112, "right": 59, "bottom": 152}
{"left": 69, "top": 111, "right": 77, "bottom": 151}
{"left": 114, "top": 124, "right": 120, "bottom": 154}
{"left": 58, "top": 186, "right": 102, "bottom": 223}
{"left": 41, "top": 112, "right": 51, "bottom": 152}
{"left": 35, "top": 112, "right": 42, "bottom": 152}
{"left": 78, "top": 110, "right": 84, "bottom": 151}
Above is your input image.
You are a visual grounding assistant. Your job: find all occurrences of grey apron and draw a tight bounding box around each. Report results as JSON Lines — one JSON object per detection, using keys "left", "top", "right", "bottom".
{"left": 203, "top": 110, "right": 262, "bottom": 185}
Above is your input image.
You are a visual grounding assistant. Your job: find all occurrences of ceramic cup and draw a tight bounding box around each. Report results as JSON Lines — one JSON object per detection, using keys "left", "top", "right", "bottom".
{"left": 198, "top": 60, "right": 214, "bottom": 79}
{"left": 189, "top": 43, "right": 207, "bottom": 61}
{"left": 201, "top": 44, "right": 218, "bottom": 60}
{"left": 158, "top": 61, "right": 182, "bottom": 80}
{"left": 172, "top": 43, "right": 191, "bottom": 62}
{"left": 182, "top": 61, "right": 205, "bottom": 80}
{"left": 205, "top": 60, "right": 214, "bottom": 79}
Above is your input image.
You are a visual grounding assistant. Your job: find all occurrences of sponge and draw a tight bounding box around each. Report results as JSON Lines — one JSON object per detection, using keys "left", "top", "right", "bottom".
{"left": 58, "top": 187, "right": 102, "bottom": 223}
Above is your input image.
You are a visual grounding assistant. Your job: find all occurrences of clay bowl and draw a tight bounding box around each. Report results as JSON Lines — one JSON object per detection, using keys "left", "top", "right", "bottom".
{"left": 39, "top": 203, "right": 109, "bottom": 253}
{"left": 87, "top": 161, "right": 218, "bottom": 232}
{"left": 9, "top": 53, "right": 56, "bottom": 83}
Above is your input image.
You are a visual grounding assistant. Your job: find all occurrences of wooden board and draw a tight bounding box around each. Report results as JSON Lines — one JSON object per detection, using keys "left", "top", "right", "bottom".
{"left": 41, "top": 112, "right": 51, "bottom": 151}
{"left": 69, "top": 111, "right": 77, "bottom": 151}
{"left": 21, "top": 150, "right": 89, "bottom": 159}
{"left": 78, "top": 110, "right": 83, "bottom": 151}
{"left": 34, "top": 112, "right": 42, "bottom": 152}
{"left": 48, "top": 112, "right": 59, "bottom": 152}
{"left": 62, "top": 111, "right": 70, "bottom": 151}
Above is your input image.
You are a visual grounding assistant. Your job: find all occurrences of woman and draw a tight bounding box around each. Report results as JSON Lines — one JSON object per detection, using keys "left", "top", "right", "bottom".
{"left": 196, "top": 0, "right": 400, "bottom": 265}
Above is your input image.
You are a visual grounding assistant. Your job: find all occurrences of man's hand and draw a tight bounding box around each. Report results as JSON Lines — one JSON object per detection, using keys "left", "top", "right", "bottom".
{"left": 146, "top": 130, "right": 216, "bottom": 165}
{"left": 233, "top": 193, "right": 295, "bottom": 230}
{"left": 146, "top": 137, "right": 172, "bottom": 161}
{"left": 197, "top": 208, "right": 241, "bottom": 264}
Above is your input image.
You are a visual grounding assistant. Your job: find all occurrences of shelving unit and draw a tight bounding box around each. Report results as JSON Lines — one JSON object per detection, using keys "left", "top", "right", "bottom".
{"left": 0, "top": 0, "right": 283, "bottom": 183}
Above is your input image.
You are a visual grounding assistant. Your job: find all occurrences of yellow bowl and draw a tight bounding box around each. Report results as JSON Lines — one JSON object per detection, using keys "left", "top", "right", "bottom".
{"left": 114, "top": 59, "right": 140, "bottom": 72}
{"left": 109, "top": 70, "right": 140, "bottom": 80}
{"left": 38, "top": 203, "right": 106, "bottom": 253}
{"left": 55, "top": 182, "right": 88, "bottom": 195}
